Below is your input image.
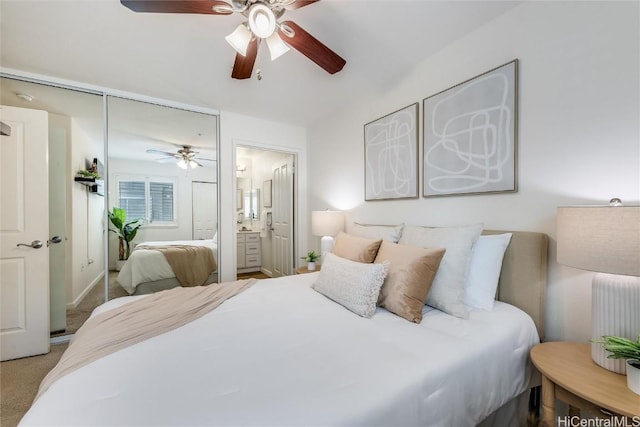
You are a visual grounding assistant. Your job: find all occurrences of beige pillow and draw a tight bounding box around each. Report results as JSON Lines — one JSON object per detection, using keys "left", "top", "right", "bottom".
{"left": 374, "top": 241, "right": 446, "bottom": 323}
{"left": 332, "top": 232, "right": 382, "bottom": 263}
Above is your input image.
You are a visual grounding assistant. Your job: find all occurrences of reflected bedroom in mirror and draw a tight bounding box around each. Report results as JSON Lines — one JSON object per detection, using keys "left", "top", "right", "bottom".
{"left": 107, "top": 96, "right": 219, "bottom": 301}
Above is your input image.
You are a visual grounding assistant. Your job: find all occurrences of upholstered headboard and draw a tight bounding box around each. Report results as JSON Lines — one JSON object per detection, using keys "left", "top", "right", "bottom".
{"left": 483, "top": 230, "right": 549, "bottom": 340}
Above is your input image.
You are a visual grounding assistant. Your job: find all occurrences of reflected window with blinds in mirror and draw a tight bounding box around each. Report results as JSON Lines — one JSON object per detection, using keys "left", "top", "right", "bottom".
{"left": 116, "top": 175, "right": 177, "bottom": 226}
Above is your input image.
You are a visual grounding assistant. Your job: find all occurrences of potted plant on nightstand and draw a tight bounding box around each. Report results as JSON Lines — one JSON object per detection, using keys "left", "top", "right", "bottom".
{"left": 594, "top": 335, "right": 640, "bottom": 395}
{"left": 301, "top": 251, "right": 320, "bottom": 271}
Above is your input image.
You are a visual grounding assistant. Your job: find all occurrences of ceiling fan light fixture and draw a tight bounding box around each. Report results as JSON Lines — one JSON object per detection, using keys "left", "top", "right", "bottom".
{"left": 188, "top": 160, "right": 199, "bottom": 169}
{"left": 177, "top": 158, "right": 189, "bottom": 169}
{"left": 248, "top": 3, "right": 276, "bottom": 39}
{"left": 265, "top": 32, "right": 289, "bottom": 61}
{"left": 225, "top": 23, "right": 252, "bottom": 56}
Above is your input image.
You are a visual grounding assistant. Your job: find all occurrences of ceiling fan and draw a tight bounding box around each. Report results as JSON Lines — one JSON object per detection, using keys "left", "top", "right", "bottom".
{"left": 146, "top": 145, "right": 216, "bottom": 169}
{"left": 120, "top": 0, "right": 346, "bottom": 79}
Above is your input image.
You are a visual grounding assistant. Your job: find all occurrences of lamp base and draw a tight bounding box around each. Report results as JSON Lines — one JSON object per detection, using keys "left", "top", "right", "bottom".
{"left": 591, "top": 273, "right": 640, "bottom": 374}
{"left": 320, "top": 236, "right": 334, "bottom": 264}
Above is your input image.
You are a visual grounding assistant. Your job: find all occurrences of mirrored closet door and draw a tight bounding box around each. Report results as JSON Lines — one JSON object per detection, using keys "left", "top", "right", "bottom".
{"left": 106, "top": 96, "right": 218, "bottom": 300}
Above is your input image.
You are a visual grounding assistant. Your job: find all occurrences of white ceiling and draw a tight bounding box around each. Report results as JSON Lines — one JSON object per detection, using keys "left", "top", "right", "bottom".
{"left": 0, "top": 0, "right": 523, "bottom": 128}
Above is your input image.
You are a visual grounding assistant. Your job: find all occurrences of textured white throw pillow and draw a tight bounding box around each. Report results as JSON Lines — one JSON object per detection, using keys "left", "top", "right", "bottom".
{"left": 464, "top": 233, "right": 512, "bottom": 311}
{"left": 312, "top": 252, "right": 389, "bottom": 318}
{"left": 399, "top": 224, "right": 483, "bottom": 318}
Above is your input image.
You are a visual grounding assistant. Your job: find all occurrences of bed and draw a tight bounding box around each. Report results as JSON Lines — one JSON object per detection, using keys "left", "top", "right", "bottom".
{"left": 22, "top": 227, "right": 548, "bottom": 426}
{"left": 116, "top": 239, "right": 218, "bottom": 295}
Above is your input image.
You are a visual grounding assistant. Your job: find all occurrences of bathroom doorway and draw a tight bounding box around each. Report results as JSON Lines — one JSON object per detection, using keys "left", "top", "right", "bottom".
{"left": 235, "top": 146, "right": 295, "bottom": 278}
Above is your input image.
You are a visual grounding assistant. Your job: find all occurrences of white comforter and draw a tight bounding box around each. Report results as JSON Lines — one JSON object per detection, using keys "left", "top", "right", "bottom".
{"left": 116, "top": 239, "right": 218, "bottom": 294}
{"left": 22, "top": 273, "right": 539, "bottom": 426}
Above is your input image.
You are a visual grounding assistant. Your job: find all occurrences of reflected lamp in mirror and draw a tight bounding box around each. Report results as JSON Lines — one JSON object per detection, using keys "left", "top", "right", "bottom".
{"left": 311, "top": 210, "right": 344, "bottom": 263}
{"left": 557, "top": 200, "right": 640, "bottom": 374}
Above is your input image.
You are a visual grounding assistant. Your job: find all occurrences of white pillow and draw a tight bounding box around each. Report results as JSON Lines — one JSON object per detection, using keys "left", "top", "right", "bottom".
{"left": 346, "top": 222, "right": 404, "bottom": 243}
{"left": 312, "top": 253, "right": 389, "bottom": 318}
{"left": 399, "top": 223, "right": 483, "bottom": 318}
{"left": 464, "top": 233, "right": 512, "bottom": 311}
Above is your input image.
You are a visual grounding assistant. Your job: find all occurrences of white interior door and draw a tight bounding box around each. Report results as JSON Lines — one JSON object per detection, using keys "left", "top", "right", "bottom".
{"left": 192, "top": 181, "right": 217, "bottom": 239}
{"left": 0, "top": 105, "right": 50, "bottom": 361}
{"left": 271, "top": 158, "right": 294, "bottom": 277}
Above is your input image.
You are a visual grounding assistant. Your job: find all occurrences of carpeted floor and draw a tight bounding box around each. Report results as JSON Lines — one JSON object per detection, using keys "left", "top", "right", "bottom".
{"left": 0, "top": 343, "right": 68, "bottom": 427}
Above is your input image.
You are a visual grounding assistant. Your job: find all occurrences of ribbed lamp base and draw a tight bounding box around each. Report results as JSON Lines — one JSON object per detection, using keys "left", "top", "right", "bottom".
{"left": 591, "top": 273, "right": 640, "bottom": 374}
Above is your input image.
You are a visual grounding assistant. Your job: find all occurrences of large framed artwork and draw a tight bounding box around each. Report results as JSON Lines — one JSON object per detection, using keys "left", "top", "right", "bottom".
{"left": 364, "top": 103, "right": 419, "bottom": 201}
{"left": 423, "top": 59, "right": 518, "bottom": 197}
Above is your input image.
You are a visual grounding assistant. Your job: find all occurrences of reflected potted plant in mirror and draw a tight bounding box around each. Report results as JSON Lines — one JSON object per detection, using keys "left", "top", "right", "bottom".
{"left": 301, "top": 251, "right": 320, "bottom": 271}
{"left": 108, "top": 207, "right": 143, "bottom": 271}
{"left": 593, "top": 335, "right": 640, "bottom": 395}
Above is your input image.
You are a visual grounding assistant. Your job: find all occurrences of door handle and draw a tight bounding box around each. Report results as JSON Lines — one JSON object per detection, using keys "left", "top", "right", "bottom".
{"left": 16, "top": 240, "right": 44, "bottom": 249}
{"left": 48, "top": 236, "right": 63, "bottom": 246}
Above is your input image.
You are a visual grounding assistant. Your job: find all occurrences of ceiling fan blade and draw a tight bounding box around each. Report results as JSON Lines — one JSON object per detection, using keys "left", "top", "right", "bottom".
{"left": 285, "top": 0, "right": 319, "bottom": 10}
{"left": 120, "top": 0, "right": 233, "bottom": 14}
{"left": 195, "top": 157, "right": 216, "bottom": 162}
{"left": 146, "top": 149, "right": 177, "bottom": 157}
{"left": 156, "top": 157, "right": 179, "bottom": 163}
{"left": 278, "top": 21, "right": 346, "bottom": 74}
{"left": 231, "top": 38, "right": 259, "bottom": 79}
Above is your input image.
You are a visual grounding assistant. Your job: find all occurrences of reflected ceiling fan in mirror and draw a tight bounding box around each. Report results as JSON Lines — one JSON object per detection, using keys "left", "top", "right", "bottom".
{"left": 120, "top": 0, "right": 346, "bottom": 79}
{"left": 146, "top": 145, "right": 216, "bottom": 169}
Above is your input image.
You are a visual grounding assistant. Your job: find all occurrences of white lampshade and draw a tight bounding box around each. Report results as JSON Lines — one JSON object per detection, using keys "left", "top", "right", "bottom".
{"left": 225, "top": 24, "right": 252, "bottom": 56}
{"left": 312, "top": 211, "right": 344, "bottom": 237}
{"left": 265, "top": 32, "right": 289, "bottom": 61}
{"left": 557, "top": 204, "right": 640, "bottom": 374}
{"left": 557, "top": 205, "right": 640, "bottom": 276}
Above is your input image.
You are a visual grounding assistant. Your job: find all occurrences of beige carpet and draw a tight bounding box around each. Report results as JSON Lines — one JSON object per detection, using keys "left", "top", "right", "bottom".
{"left": 0, "top": 343, "right": 68, "bottom": 427}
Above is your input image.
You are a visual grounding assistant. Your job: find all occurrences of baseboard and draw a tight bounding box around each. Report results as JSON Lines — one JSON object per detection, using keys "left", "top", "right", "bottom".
{"left": 50, "top": 334, "right": 72, "bottom": 345}
{"left": 261, "top": 267, "right": 273, "bottom": 277}
{"left": 67, "top": 271, "right": 105, "bottom": 310}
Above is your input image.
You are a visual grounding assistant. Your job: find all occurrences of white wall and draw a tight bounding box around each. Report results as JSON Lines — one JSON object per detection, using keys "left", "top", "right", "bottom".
{"left": 107, "top": 157, "right": 216, "bottom": 269}
{"left": 306, "top": 1, "right": 639, "bottom": 342}
{"left": 219, "top": 111, "right": 307, "bottom": 282}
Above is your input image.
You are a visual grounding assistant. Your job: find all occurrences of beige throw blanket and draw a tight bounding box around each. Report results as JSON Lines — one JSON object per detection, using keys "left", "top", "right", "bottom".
{"left": 36, "top": 279, "right": 256, "bottom": 400}
{"left": 137, "top": 244, "right": 217, "bottom": 287}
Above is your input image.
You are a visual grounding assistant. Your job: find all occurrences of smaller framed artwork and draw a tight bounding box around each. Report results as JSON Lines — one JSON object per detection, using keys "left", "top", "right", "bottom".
{"left": 364, "top": 103, "right": 419, "bottom": 201}
{"left": 263, "top": 179, "right": 272, "bottom": 207}
{"left": 423, "top": 59, "right": 518, "bottom": 197}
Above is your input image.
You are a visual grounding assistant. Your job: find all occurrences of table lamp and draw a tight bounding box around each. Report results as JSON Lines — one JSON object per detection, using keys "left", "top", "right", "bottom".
{"left": 557, "top": 200, "right": 640, "bottom": 373}
{"left": 311, "top": 210, "right": 344, "bottom": 263}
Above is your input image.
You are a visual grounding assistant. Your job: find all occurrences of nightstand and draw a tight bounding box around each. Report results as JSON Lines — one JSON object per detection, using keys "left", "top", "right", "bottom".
{"left": 530, "top": 342, "right": 640, "bottom": 426}
{"left": 295, "top": 266, "right": 321, "bottom": 274}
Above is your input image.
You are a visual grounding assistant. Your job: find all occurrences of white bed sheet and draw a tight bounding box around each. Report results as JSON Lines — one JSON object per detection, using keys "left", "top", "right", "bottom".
{"left": 22, "top": 272, "right": 539, "bottom": 427}
{"left": 116, "top": 239, "right": 218, "bottom": 294}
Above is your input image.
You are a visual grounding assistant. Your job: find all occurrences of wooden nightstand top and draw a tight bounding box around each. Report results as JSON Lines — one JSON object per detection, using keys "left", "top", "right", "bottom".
{"left": 531, "top": 342, "right": 640, "bottom": 418}
{"left": 295, "top": 266, "right": 321, "bottom": 274}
